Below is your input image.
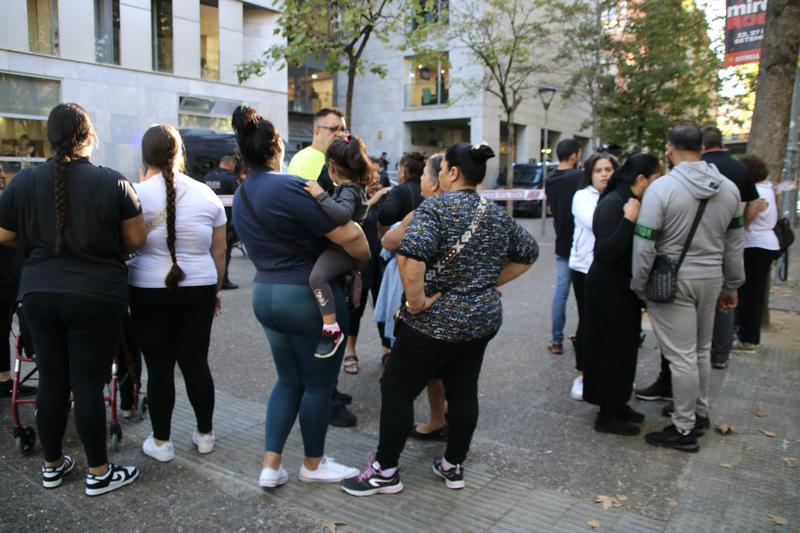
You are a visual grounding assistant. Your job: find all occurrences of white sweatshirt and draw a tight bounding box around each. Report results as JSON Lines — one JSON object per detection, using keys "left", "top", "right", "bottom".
{"left": 744, "top": 181, "right": 780, "bottom": 251}
{"left": 568, "top": 186, "right": 600, "bottom": 274}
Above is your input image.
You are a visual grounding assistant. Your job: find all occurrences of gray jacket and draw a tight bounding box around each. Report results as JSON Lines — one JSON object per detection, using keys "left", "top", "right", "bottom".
{"left": 631, "top": 160, "right": 745, "bottom": 298}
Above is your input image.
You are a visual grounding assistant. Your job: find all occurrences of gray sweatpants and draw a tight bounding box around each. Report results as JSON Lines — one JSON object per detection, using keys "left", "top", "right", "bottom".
{"left": 647, "top": 278, "right": 723, "bottom": 432}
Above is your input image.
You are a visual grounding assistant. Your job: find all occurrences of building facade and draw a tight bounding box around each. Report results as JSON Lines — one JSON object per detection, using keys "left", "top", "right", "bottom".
{"left": 342, "top": 1, "right": 594, "bottom": 186}
{"left": 0, "top": 0, "right": 286, "bottom": 181}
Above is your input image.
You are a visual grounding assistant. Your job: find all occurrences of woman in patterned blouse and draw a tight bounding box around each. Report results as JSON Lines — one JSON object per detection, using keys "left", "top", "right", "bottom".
{"left": 342, "top": 143, "right": 539, "bottom": 497}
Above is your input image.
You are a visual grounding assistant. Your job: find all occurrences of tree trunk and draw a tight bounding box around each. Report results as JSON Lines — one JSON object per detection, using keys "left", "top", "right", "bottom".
{"left": 746, "top": 0, "right": 800, "bottom": 329}
{"left": 506, "top": 110, "right": 515, "bottom": 215}
{"left": 746, "top": 0, "right": 800, "bottom": 184}
{"left": 345, "top": 59, "right": 357, "bottom": 127}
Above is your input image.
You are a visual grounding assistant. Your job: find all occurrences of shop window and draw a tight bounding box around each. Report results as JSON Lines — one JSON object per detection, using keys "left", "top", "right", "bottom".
{"left": 201, "top": 0, "right": 220, "bottom": 81}
{"left": 152, "top": 0, "right": 173, "bottom": 73}
{"left": 95, "top": 0, "right": 120, "bottom": 65}
{"left": 28, "top": 0, "right": 59, "bottom": 56}
{"left": 0, "top": 73, "right": 61, "bottom": 181}
{"left": 288, "top": 66, "right": 334, "bottom": 114}
{"left": 404, "top": 54, "right": 449, "bottom": 108}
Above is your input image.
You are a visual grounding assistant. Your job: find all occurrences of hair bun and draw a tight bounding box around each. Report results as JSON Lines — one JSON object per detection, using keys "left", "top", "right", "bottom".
{"left": 232, "top": 105, "right": 259, "bottom": 134}
{"left": 471, "top": 144, "right": 495, "bottom": 163}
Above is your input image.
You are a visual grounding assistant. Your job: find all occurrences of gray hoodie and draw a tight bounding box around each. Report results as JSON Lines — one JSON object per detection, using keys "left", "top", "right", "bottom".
{"left": 631, "top": 160, "right": 745, "bottom": 298}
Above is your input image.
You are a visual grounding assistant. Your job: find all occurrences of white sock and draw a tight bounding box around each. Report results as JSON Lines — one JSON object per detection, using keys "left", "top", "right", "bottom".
{"left": 676, "top": 427, "right": 690, "bottom": 436}
{"left": 322, "top": 322, "right": 340, "bottom": 333}
{"left": 373, "top": 461, "right": 397, "bottom": 477}
{"left": 441, "top": 456, "right": 457, "bottom": 470}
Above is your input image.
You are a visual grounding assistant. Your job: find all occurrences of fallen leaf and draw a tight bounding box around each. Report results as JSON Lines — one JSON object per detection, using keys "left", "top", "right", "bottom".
{"left": 720, "top": 463, "right": 733, "bottom": 469}
{"left": 783, "top": 457, "right": 797, "bottom": 466}
{"left": 743, "top": 443, "right": 754, "bottom": 451}
{"left": 766, "top": 513, "right": 788, "bottom": 526}
{"left": 666, "top": 498, "right": 678, "bottom": 509}
{"left": 616, "top": 494, "right": 629, "bottom": 502}
{"left": 761, "top": 430, "right": 777, "bottom": 438}
{"left": 321, "top": 521, "right": 346, "bottom": 533}
{"left": 715, "top": 423, "right": 734, "bottom": 435}
{"left": 587, "top": 519, "right": 601, "bottom": 529}
{"left": 595, "top": 495, "right": 622, "bottom": 511}
{"left": 755, "top": 407, "right": 768, "bottom": 417}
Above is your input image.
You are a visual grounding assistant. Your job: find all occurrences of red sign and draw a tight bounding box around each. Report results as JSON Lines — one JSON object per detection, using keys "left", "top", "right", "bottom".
{"left": 724, "top": 0, "right": 768, "bottom": 67}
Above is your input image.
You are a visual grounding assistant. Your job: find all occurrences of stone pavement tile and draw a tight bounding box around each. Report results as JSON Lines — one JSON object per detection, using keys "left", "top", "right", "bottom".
{"left": 614, "top": 511, "right": 667, "bottom": 533}
{"left": 545, "top": 500, "right": 624, "bottom": 532}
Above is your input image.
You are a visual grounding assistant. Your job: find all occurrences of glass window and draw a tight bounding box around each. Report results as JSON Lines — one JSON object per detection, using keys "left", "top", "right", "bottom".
{"left": 200, "top": 1, "right": 220, "bottom": 81}
{"left": 95, "top": 0, "right": 120, "bottom": 65}
{"left": 409, "top": 122, "right": 468, "bottom": 149}
{"left": 404, "top": 54, "right": 449, "bottom": 108}
{"left": 27, "top": 0, "right": 59, "bottom": 56}
{"left": 0, "top": 73, "right": 60, "bottom": 182}
{"left": 152, "top": 0, "right": 173, "bottom": 73}
{"left": 288, "top": 66, "right": 334, "bottom": 114}
{"left": 178, "top": 96, "right": 239, "bottom": 133}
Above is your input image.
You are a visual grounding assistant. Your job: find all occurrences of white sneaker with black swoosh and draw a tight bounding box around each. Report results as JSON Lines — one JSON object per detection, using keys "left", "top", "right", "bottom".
{"left": 85, "top": 463, "right": 139, "bottom": 496}
{"left": 340, "top": 458, "right": 403, "bottom": 497}
{"left": 42, "top": 455, "right": 75, "bottom": 488}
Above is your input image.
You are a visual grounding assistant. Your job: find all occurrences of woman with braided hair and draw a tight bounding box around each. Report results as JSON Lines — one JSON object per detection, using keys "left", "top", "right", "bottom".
{"left": 128, "top": 124, "right": 227, "bottom": 463}
{"left": 0, "top": 103, "right": 147, "bottom": 496}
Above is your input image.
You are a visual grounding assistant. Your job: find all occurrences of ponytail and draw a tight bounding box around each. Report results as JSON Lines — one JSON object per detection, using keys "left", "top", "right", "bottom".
{"left": 141, "top": 124, "right": 186, "bottom": 290}
{"left": 46, "top": 103, "right": 94, "bottom": 255}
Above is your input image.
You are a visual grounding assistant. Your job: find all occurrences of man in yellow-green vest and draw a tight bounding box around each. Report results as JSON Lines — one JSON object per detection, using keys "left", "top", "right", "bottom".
{"left": 287, "top": 107, "right": 347, "bottom": 194}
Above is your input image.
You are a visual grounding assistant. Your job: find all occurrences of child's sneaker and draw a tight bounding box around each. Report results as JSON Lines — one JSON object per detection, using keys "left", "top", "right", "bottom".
{"left": 42, "top": 455, "right": 75, "bottom": 489}
{"left": 340, "top": 459, "right": 403, "bottom": 496}
{"left": 432, "top": 456, "right": 465, "bottom": 489}
{"left": 85, "top": 463, "right": 139, "bottom": 496}
{"left": 315, "top": 328, "right": 344, "bottom": 359}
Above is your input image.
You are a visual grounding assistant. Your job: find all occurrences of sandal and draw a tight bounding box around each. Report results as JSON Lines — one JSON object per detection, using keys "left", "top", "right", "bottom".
{"left": 343, "top": 355, "right": 359, "bottom": 375}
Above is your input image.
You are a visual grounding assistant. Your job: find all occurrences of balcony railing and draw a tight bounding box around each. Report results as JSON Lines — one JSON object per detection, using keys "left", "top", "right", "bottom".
{"left": 404, "top": 84, "right": 449, "bottom": 108}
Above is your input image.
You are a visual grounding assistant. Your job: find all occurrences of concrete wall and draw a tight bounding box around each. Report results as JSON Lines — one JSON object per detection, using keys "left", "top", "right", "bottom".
{"left": 173, "top": 0, "right": 201, "bottom": 77}
{"left": 0, "top": 2, "right": 28, "bottom": 52}
{"left": 58, "top": 0, "right": 95, "bottom": 62}
{"left": 120, "top": 0, "right": 152, "bottom": 70}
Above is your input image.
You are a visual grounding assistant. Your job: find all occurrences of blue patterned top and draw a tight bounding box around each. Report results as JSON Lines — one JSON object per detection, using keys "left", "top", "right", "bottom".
{"left": 397, "top": 190, "right": 539, "bottom": 341}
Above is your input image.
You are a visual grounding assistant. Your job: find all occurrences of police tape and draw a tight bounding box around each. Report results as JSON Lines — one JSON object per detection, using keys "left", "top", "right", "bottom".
{"left": 218, "top": 188, "right": 545, "bottom": 207}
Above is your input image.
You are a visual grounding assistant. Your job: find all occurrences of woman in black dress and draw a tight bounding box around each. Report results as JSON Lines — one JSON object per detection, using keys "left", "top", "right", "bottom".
{"left": 583, "top": 154, "right": 662, "bottom": 435}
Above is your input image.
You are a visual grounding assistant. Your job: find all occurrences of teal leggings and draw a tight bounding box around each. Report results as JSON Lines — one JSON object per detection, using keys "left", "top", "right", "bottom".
{"left": 253, "top": 282, "right": 347, "bottom": 457}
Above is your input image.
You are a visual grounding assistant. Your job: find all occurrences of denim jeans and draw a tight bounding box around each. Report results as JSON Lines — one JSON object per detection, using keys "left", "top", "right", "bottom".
{"left": 551, "top": 256, "right": 572, "bottom": 342}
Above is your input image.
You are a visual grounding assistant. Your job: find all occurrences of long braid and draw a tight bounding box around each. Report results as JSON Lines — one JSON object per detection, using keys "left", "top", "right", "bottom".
{"left": 162, "top": 138, "right": 185, "bottom": 290}
{"left": 53, "top": 145, "right": 70, "bottom": 255}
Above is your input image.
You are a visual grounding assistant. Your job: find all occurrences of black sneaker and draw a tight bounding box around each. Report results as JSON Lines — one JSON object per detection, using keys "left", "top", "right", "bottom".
{"left": 634, "top": 380, "right": 673, "bottom": 401}
{"left": 85, "top": 463, "right": 139, "bottom": 496}
{"left": 432, "top": 456, "right": 465, "bottom": 489}
{"left": 0, "top": 380, "right": 37, "bottom": 398}
{"left": 315, "top": 328, "right": 344, "bottom": 359}
{"left": 330, "top": 405, "right": 357, "bottom": 427}
{"left": 340, "top": 460, "right": 404, "bottom": 496}
{"left": 42, "top": 455, "right": 75, "bottom": 489}
{"left": 615, "top": 404, "right": 645, "bottom": 424}
{"left": 595, "top": 413, "right": 640, "bottom": 436}
{"left": 547, "top": 340, "right": 563, "bottom": 355}
{"left": 645, "top": 425, "right": 699, "bottom": 453}
{"left": 693, "top": 415, "right": 710, "bottom": 437}
{"left": 221, "top": 279, "right": 239, "bottom": 290}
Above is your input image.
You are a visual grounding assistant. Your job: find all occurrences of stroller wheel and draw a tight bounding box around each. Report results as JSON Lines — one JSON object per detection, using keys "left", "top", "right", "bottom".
{"left": 15, "top": 426, "right": 36, "bottom": 455}
{"left": 110, "top": 422, "right": 123, "bottom": 451}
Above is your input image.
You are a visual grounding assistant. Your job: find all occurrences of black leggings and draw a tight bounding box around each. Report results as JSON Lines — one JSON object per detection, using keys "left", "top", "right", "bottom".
{"left": 347, "top": 267, "right": 392, "bottom": 349}
{"left": 571, "top": 270, "right": 587, "bottom": 372}
{"left": 23, "top": 293, "right": 124, "bottom": 467}
{"left": 737, "top": 247, "right": 778, "bottom": 345}
{"left": 1, "top": 301, "right": 13, "bottom": 374}
{"left": 309, "top": 247, "right": 352, "bottom": 317}
{"left": 129, "top": 285, "right": 216, "bottom": 441}
{"left": 376, "top": 323, "right": 492, "bottom": 468}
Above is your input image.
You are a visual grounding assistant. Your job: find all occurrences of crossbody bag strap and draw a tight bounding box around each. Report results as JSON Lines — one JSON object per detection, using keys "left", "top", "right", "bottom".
{"left": 674, "top": 198, "right": 708, "bottom": 273}
{"left": 239, "top": 184, "right": 316, "bottom": 264}
{"left": 424, "top": 196, "right": 489, "bottom": 283}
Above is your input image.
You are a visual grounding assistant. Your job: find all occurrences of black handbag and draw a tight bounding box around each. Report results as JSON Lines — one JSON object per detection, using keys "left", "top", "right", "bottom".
{"left": 646, "top": 199, "right": 708, "bottom": 303}
{"left": 774, "top": 216, "right": 795, "bottom": 252}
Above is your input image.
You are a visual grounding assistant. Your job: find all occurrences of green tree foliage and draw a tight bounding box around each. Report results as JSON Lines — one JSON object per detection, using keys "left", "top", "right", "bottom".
{"left": 237, "top": 0, "right": 408, "bottom": 125}
{"left": 598, "top": 0, "right": 720, "bottom": 154}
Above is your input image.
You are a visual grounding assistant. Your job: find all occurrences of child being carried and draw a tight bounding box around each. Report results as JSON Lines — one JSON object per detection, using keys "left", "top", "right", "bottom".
{"left": 304, "top": 134, "right": 371, "bottom": 358}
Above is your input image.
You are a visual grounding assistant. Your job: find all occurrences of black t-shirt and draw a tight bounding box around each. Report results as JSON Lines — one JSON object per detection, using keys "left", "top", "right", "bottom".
{"left": 218, "top": 172, "right": 241, "bottom": 221}
{"left": 200, "top": 169, "right": 228, "bottom": 194}
{"left": 545, "top": 168, "right": 583, "bottom": 258}
{"left": 701, "top": 151, "right": 757, "bottom": 202}
{"left": 0, "top": 158, "right": 142, "bottom": 304}
{"left": 377, "top": 181, "right": 422, "bottom": 226}
{"left": 0, "top": 244, "right": 23, "bottom": 302}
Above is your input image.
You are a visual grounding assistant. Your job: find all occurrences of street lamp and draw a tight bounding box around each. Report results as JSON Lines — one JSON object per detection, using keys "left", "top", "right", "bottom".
{"left": 538, "top": 86, "right": 556, "bottom": 236}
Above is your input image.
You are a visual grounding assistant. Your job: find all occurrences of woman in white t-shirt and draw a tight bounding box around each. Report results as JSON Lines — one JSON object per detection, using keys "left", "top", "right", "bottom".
{"left": 735, "top": 155, "right": 780, "bottom": 351}
{"left": 128, "top": 124, "right": 227, "bottom": 462}
{"left": 567, "top": 153, "right": 617, "bottom": 401}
